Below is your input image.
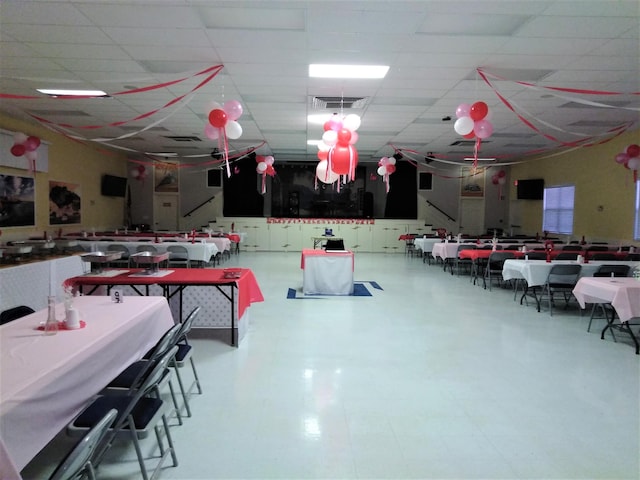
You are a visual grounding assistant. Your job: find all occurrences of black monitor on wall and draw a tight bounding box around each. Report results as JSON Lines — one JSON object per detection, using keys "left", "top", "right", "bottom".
{"left": 100, "top": 174, "right": 127, "bottom": 197}
{"left": 516, "top": 178, "right": 544, "bottom": 200}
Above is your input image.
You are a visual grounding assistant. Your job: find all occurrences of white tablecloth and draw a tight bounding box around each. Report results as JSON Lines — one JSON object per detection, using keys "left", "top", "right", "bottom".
{"left": 573, "top": 277, "right": 640, "bottom": 323}
{"left": 78, "top": 240, "right": 218, "bottom": 263}
{"left": 414, "top": 238, "right": 441, "bottom": 253}
{"left": 502, "top": 259, "right": 639, "bottom": 287}
{"left": 301, "top": 250, "right": 354, "bottom": 295}
{"left": 0, "top": 295, "right": 174, "bottom": 477}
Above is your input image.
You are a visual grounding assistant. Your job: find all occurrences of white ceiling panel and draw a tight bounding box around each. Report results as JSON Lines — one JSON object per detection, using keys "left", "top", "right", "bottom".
{"left": 0, "top": 0, "right": 636, "bottom": 165}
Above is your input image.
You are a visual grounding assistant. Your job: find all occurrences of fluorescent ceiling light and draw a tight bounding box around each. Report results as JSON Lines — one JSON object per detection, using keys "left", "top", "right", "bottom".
{"left": 309, "top": 64, "right": 389, "bottom": 79}
{"left": 37, "top": 88, "right": 108, "bottom": 97}
{"left": 307, "top": 140, "right": 323, "bottom": 146}
{"left": 307, "top": 114, "right": 332, "bottom": 125}
{"left": 464, "top": 157, "right": 496, "bottom": 162}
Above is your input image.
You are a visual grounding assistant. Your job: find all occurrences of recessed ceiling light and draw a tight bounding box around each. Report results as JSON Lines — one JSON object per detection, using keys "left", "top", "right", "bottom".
{"left": 37, "top": 88, "right": 109, "bottom": 97}
{"left": 309, "top": 64, "right": 389, "bottom": 79}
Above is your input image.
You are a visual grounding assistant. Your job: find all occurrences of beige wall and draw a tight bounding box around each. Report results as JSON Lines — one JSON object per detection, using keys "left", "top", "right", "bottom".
{"left": 508, "top": 130, "right": 639, "bottom": 243}
{"left": 0, "top": 113, "right": 128, "bottom": 242}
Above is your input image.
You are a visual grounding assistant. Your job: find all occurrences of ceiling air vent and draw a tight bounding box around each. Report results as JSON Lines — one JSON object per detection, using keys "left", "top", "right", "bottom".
{"left": 163, "top": 136, "right": 202, "bottom": 142}
{"left": 450, "top": 140, "right": 487, "bottom": 147}
{"left": 312, "top": 96, "right": 368, "bottom": 109}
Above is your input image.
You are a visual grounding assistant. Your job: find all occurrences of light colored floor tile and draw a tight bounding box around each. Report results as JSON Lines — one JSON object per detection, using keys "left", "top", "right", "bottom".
{"left": 21, "top": 252, "right": 640, "bottom": 479}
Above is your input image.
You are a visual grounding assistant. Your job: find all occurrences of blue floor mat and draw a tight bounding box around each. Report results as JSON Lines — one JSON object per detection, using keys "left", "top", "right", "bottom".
{"left": 287, "top": 281, "right": 378, "bottom": 299}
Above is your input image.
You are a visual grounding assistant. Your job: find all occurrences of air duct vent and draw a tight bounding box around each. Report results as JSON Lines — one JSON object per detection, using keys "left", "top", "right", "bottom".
{"left": 450, "top": 140, "right": 486, "bottom": 147}
{"left": 163, "top": 136, "right": 202, "bottom": 142}
{"left": 311, "top": 96, "right": 368, "bottom": 109}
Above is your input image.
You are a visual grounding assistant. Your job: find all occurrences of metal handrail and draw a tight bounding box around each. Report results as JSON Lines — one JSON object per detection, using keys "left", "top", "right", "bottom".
{"left": 426, "top": 200, "right": 455, "bottom": 222}
{"left": 183, "top": 195, "right": 215, "bottom": 218}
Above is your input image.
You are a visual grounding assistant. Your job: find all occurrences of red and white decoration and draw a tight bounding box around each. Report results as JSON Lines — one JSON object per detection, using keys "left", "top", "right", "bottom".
{"left": 491, "top": 169, "right": 507, "bottom": 198}
{"left": 454, "top": 101, "right": 493, "bottom": 169}
{"left": 255, "top": 155, "right": 276, "bottom": 194}
{"left": 614, "top": 143, "right": 640, "bottom": 182}
{"left": 9, "top": 132, "right": 41, "bottom": 172}
{"left": 204, "top": 99, "right": 244, "bottom": 177}
{"left": 376, "top": 156, "right": 397, "bottom": 193}
{"left": 315, "top": 113, "right": 361, "bottom": 188}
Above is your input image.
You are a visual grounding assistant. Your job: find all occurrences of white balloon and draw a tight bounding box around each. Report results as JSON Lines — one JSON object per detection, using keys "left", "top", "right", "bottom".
{"left": 225, "top": 120, "right": 243, "bottom": 139}
{"left": 377, "top": 165, "right": 387, "bottom": 176}
{"left": 316, "top": 160, "right": 339, "bottom": 184}
{"left": 497, "top": 177, "right": 506, "bottom": 185}
{"left": 343, "top": 114, "right": 361, "bottom": 132}
{"left": 387, "top": 157, "right": 396, "bottom": 165}
{"left": 256, "top": 162, "right": 267, "bottom": 173}
{"left": 627, "top": 157, "right": 640, "bottom": 170}
{"left": 454, "top": 116, "right": 474, "bottom": 136}
{"left": 322, "top": 130, "right": 338, "bottom": 146}
{"left": 13, "top": 132, "right": 27, "bottom": 144}
{"left": 317, "top": 142, "right": 331, "bottom": 152}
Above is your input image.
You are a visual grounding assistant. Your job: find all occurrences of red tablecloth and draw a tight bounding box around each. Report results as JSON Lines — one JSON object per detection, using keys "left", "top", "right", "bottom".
{"left": 67, "top": 268, "right": 263, "bottom": 319}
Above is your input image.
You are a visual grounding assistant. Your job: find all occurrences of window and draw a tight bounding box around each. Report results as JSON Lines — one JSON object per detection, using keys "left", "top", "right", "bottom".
{"left": 543, "top": 185, "right": 575, "bottom": 235}
{"left": 635, "top": 181, "right": 640, "bottom": 240}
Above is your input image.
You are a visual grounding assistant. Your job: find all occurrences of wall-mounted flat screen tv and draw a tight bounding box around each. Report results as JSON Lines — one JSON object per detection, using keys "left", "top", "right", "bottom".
{"left": 516, "top": 178, "right": 544, "bottom": 200}
{"left": 101, "top": 174, "right": 127, "bottom": 197}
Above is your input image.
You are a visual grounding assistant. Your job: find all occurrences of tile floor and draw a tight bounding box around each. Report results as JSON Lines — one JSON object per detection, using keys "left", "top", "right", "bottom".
{"left": 22, "top": 252, "right": 640, "bottom": 479}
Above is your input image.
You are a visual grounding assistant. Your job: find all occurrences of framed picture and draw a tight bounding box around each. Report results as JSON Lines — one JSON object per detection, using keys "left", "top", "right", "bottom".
{"left": 49, "top": 180, "right": 81, "bottom": 225}
{"left": 154, "top": 161, "right": 179, "bottom": 193}
{"left": 0, "top": 173, "right": 35, "bottom": 227}
{"left": 460, "top": 166, "right": 485, "bottom": 198}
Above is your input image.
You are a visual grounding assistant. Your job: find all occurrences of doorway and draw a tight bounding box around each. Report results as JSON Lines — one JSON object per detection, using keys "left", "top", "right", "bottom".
{"left": 153, "top": 194, "right": 179, "bottom": 231}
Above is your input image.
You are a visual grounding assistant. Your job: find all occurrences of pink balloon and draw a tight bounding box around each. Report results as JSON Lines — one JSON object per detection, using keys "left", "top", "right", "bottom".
{"left": 378, "top": 157, "right": 389, "bottom": 166}
{"left": 615, "top": 153, "right": 630, "bottom": 164}
{"left": 204, "top": 123, "right": 220, "bottom": 140}
{"left": 223, "top": 100, "right": 243, "bottom": 121}
{"left": 264, "top": 155, "right": 275, "bottom": 166}
{"left": 348, "top": 131, "right": 359, "bottom": 145}
{"left": 25, "top": 136, "right": 40, "bottom": 151}
{"left": 328, "top": 116, "right": 342, "bottom": 131}
{"left": 474, "top": 119, "right": 493, "bottom": 139}
{"left": 455, "top": 103, "right": 471, "bottom": 119}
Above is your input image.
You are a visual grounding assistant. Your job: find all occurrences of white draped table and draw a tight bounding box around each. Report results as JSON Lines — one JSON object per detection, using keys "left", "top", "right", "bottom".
{"left": 301, "top": 249, "right": 354, "bottom": 295}
{"left": 77, "top": 240, "right": 219, "bottom": 264}
{"left": 0, "top": 295, "right": 175, "bottom": 478}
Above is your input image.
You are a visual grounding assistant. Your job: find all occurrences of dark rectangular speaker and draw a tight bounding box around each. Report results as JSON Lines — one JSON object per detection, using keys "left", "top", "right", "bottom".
{"left": 207, "top": 169, "right": 222, "bottom": 187}
{"left": 419, "top": 172, "right": 433, "bottom": 190}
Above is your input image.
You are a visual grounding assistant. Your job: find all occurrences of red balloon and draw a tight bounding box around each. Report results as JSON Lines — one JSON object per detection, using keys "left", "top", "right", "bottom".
{"left": 208, "top": 109, "right": 227, "bottom": 128}
{"left": 463, "top": 132, "right": 475, "bottom": 139}
{"left": 469, "top": 101, "right": 488, "bottom": 121}
{"left": 492, "top": 175, "right": 499, "bottom": 185}
{"left": 626, "top": 144, "right": 640, "bottom": 158}
{"left": 498, "top": 170, "right": 506, "bottom": 178}
{"left": 329, "top": 145, "right": 357, "bottom": 175}
{"left": 10, "top": 144, "right": 25, "bottom": 157}
{"left": 25, "top": 136, "right": 40, "bottom": 151}
{"left": 137, "top": 165, "right": 145, "bottom": 173}
{"left": 337, "top": 128, "right": 352, "bottom": 146}
{"left": 256, "top": 155, "right": 265, "bottom": 164}
{"left": 386, "top": 164, "right": 396, "bottom": 174}
{"left": 317, "top": 150, "right": 328, "bottom": 161}
{"left": 323, "top": 121, "right": 332, "bottom": 132}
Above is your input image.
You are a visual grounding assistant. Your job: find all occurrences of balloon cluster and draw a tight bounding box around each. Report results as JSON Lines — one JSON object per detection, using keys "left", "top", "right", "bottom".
{"left": 376, "top": 156, "right": 397, "bottom": 193}
{"left": 453, "top": 101, "right": 493, "bottom": 139}
{"left": 614, "top": 143, "right": 640, "bottom": 181}
{"left": 491, "top": 169, "right": 507, "bottom": 199}
{"left": 454, "top": 101, "right": 493, "bottom": 168}
{"left": 204, "top": 100, "right": 244, "bottom": 176}
{"left": 130, "top": 164, "right": 147, "bottom": 182}
{"left": 256, "top": 155, "right": 276, "bottom": 194}
{"left": 315, "top": 113, "right": 361, "bottom": 186}
{"left": 10, "top": 132, "right": 41, "bottom": 171}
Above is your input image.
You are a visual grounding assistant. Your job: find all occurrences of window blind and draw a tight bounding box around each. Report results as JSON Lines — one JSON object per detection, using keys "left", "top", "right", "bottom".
{"left": 543, "top": 185, "right": 575, "bottom": 235}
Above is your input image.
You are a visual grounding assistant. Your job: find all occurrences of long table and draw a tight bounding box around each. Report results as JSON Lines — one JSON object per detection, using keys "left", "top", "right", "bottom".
{"left": 72, "top": 234, "right": 232, "bottom": 253}
{"left": 77, "top": 240, "right": 219, "bottom": 264}
{"left": 67, "top": 268, "right": 264, "bottom": 346}
{"left": 0, "top": 295, "right": 174, "bottom": 478}
{"left": 573, "top": 277, "right": 640, "bottom": 354}
{"left": 301, "top": 249, "right": 354, "bottom": 295}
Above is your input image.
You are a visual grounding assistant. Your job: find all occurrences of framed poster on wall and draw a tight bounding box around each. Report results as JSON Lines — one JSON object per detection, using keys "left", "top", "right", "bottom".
{"left": 154, "top": 161, "right": 179, "bottom": 193}
{"left": 0, "top": 173, "right": 35, "bottom": 227}
{"left": 460, "top": 166, "right": 485, "bottom": 198}
{"left": 49, "top": 180, "right": 81, "bottom": 225}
